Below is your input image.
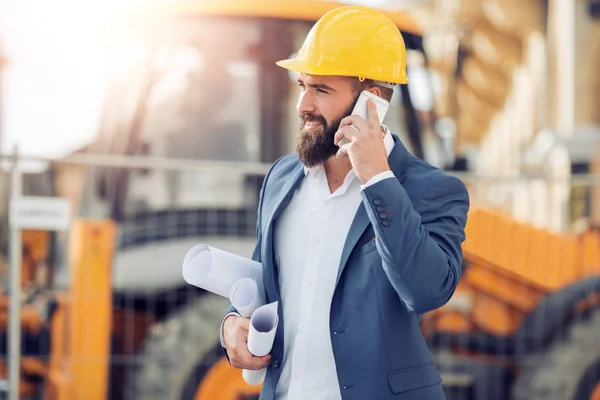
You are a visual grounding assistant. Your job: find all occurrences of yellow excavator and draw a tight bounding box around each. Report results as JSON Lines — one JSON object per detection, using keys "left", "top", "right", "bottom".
{"left": 1, "top": 1, "right": 600, "bottom": 400}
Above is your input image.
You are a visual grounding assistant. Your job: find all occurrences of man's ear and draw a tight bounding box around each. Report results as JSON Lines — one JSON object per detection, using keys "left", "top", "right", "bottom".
{"left": 366, "top": 86, "right": 382, "bottom": 98}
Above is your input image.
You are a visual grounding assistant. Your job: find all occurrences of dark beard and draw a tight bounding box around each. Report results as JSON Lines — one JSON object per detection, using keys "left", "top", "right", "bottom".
{"left": 296, "top": 101, "right": 356, "bottom": 167}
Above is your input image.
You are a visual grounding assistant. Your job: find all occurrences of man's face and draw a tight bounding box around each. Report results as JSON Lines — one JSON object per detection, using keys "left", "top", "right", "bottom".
{"left": 296, "top": 74, "right": 358, "bottom": 167}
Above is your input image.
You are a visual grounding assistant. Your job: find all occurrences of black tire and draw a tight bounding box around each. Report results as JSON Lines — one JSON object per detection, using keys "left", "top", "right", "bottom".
{"left": 124, "top": 293, "right": 230, "bottom": 400}
{"left": 512, "top": 308, "right": 600, "bottom": 400}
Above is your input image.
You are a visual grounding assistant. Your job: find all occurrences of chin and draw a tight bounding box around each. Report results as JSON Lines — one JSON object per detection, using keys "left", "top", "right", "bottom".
{"left": 300, "top": 127, "right": 324, "bottom": 138}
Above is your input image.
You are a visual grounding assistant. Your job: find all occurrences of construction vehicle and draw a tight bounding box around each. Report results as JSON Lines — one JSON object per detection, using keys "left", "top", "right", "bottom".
{"left": 1, "top": 1, "right": 600, "bottom": 400}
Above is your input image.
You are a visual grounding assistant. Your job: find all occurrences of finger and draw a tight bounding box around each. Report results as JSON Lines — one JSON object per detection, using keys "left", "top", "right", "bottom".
{"left": 245, "top": 354, "right": 272, "bottom": 370}
{"left": 236, "top": 351, "right": 271, "bottom": 370}
{"left": 336, "top": 142, "right": 350, "bottom": 159}
{"left": 340, "top": 115, "right": 362, "bottom": 127}
{"left": 334, "top": 129, "right": 345, "bottom": 146}
{"left": 334, "top": 125, "right": 360, "bottom": 146}
{"left": 231, "top": 346, "right": 255, "bottom": 367}
{"left": 340, "top": 115, "right": 369, "bottom": 131}
{"left": 236, "top": 319, "right": 250, "bottom": 340}
{"left": 367, "top": 99, "right": 380, "bottom": 129}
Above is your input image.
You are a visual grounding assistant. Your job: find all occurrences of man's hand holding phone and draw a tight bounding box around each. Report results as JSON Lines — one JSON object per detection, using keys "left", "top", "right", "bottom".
{"left": 334, "top": 97, "right": 391, "bottom": 183}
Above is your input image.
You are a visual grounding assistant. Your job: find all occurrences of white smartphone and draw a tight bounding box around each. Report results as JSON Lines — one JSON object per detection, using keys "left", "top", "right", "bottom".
{"left": 339, "top": 90, "right": 390, "bottom": 147}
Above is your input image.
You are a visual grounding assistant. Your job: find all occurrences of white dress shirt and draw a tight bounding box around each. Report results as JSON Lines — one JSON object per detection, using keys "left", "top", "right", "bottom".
{"left": 222, "top": 127, "right": 395, "bottom": 399}
{"left": 273, "top": 127, "right": 395, "bottom": 399}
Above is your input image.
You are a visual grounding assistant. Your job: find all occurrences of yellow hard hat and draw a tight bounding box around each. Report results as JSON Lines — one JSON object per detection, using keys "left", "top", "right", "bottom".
{"left": 276, "top": 5, "right": 408, "bottom": 85}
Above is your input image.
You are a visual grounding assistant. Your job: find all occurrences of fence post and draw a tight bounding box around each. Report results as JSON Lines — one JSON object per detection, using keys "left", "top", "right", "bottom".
{"left": 8, "top": 146, "right": 22, "bottom": 400}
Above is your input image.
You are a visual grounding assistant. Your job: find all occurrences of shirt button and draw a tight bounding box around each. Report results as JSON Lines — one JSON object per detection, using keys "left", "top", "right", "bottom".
{"left": 272, "top": 360, "right": 280, "bottom": 368}
{"left": 298, "top": 326, "right": 305, "bottom": 332}
{"left": 376, "top": 206, "right": 385, "bottom": 212}
{"left": 378, "top": 213, "right": 387, "bottom": 219}
{"left": 382, "top": 220, "right": 391, "bottom": 227}
{"left": 373, "top": 198, "right": 382, "bottom": 206}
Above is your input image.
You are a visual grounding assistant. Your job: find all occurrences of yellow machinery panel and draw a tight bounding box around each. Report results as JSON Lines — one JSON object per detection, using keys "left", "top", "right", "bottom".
{"left": 46, "top": 220, "right": 117, "bottom": 400}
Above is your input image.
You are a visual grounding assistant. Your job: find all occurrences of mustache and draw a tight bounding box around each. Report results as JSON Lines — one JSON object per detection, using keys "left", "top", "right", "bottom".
{"left": 300, "top": 112, "right": 327, "bottom": 126}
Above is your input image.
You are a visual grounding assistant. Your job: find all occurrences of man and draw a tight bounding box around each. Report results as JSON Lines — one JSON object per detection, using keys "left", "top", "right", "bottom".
{"left": 221, "top": 5, "right": 470, "bottom": 400}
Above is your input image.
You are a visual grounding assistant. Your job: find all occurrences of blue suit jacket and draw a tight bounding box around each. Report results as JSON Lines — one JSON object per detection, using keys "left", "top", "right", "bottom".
{"left": 223, "top": 134, "right": 470, "bottom": 399}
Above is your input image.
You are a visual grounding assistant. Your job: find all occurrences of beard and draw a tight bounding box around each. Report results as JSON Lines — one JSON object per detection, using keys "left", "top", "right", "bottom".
{"left": 296, "top": 100, "right": 356, "bottom": 168}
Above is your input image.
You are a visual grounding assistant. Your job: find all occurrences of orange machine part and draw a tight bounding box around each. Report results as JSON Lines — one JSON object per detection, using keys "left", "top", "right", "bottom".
{"left": 433, "top": 208, "right": 600, "bottom": 337}
{"left": 46, "top": 295, "right": 72, "bottom": 400}
{"left": 0, "top": 297, "right": 45, "bottom": 334}
{"left": 591, "top": 381, "right": 600, "bottom": 400}
{"left": 21, "top": 230, "right": 51, "bottom": 286}
{"left": 0, "top": 361, "right": 38, "bottom": 397}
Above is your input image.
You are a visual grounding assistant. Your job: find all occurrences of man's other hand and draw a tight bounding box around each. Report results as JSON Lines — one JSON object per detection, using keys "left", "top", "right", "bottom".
{"left": 223, "top": 314, "right": 272, "bottom": 370}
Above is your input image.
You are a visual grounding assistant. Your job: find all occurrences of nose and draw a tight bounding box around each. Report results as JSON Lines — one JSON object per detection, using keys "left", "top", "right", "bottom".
{"left": 297, "top": 89, "right": 316, "bottom": 115}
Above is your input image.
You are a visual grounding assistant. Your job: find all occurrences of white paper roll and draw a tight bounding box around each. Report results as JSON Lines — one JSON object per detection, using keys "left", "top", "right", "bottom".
{"left": 247, "top": 301, "right": 279, "bottom": 356}
{"left": 182, "top": 244, "right": 264, "bottom": 298}
{"left": 229, "top": 278, "right": 265, "bottom": 318}
{"left": 242, "top": 368, "right": 267, "bottom": 386}
{"left": 243, "top": 301, "right": 279, "bottom": 385}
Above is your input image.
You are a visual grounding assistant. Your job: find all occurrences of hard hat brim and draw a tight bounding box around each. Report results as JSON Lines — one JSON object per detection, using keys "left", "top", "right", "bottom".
{"left": 276, "top": 58, "right": 342, "bottom": 77}
{"left": 276, "top": 57, "right": 408, "bottom": 84}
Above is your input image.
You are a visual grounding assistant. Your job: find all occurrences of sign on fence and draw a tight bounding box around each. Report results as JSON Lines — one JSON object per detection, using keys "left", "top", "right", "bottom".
{"left": 9, "top": 196, "right": 71, "bottom": 231}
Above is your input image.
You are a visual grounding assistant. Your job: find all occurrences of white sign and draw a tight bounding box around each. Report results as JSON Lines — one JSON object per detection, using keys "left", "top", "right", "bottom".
{"left": 10, "top": 196, "right": 71, "bottom": 231}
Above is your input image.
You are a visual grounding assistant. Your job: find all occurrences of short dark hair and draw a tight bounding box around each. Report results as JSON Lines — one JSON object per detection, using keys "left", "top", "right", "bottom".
{"left": 349, "top": 77, "right": 394, "bottom": 102}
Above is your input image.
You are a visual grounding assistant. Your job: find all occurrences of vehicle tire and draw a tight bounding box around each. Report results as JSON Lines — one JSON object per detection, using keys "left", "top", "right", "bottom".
{"left": 512, "top": 308, "right": 600, "bottom": 400}
{"left": 124, "top": 293, "right": 260, "bottom": 400}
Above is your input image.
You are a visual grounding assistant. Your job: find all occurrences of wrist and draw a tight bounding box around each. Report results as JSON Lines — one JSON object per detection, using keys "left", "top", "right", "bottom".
{"left": 363, "top": 166, "right": 391, "bottom": 183}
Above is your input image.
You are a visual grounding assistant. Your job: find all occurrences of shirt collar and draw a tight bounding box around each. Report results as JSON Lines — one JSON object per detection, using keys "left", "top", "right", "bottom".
{"left": 303, "top": 124, "right": 395, "bottom": 176}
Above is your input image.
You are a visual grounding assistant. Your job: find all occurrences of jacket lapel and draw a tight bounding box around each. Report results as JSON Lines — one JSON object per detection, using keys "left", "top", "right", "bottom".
{"left": 261, "top": 162, "right": 306, "bottom": 236}
{"left": 335, "top": 134, "right": 409, "bottom": 287}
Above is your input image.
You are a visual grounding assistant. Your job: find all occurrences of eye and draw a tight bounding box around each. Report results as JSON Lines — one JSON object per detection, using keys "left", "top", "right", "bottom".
{"left": 317, "top": 88, "right": 328, "bottom": 94}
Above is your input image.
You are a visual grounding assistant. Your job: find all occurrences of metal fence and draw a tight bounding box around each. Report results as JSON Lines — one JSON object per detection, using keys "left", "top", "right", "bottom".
{"left": 1, "top": 152, "right": 599, "bottom": 400}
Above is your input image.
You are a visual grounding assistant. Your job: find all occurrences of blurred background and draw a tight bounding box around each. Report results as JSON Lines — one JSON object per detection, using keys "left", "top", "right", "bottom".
{"left": 0, "top": 0, "right": 599, "bottom": 399}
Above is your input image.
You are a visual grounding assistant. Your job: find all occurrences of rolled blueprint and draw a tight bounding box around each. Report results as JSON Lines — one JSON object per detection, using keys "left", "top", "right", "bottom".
{"left": 182, "top": 244, "right": 264, "bottom": 298}
{"left": 182, "top": 244, "right": 274, "bottom": 385}
{"left": 243, "top": 301, "right": 279, "bottom": 385}
{"left": 229, "top": 278, "right": 265, "bottom": 318}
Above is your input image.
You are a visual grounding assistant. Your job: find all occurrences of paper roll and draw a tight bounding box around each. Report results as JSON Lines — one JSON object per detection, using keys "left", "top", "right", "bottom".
{"left": 243, "top": 301, "right": 279, "bottom": 385}
{"left": 243, "top": 368, "right": 267, "bottom": 386}
{"left": 182, "top": 244, "right": 264, "bottom": 298}
{"left": 229, "top": 278, "right": 265, "bottom": 318}
{"left": 247, "top": 301, "right": 279, "bottom": 356}
{"left": 182, "top": 244, "right": 274, "bottom": 385}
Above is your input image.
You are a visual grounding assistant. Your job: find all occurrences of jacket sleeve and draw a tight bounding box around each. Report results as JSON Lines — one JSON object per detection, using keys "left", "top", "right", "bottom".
{"left": 220, "top": 157, "right": 283, "bottom": 361}
{"left": 360, "top": 173, "right": 469, "bottom": 314}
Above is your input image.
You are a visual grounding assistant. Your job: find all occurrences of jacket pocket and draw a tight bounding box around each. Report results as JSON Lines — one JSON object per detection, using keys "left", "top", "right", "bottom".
{"left": 387, "top": 362, "right": 442, "bottom": 394}
{"left": 357, "top": 239, "right": 378, "bottom": 256}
